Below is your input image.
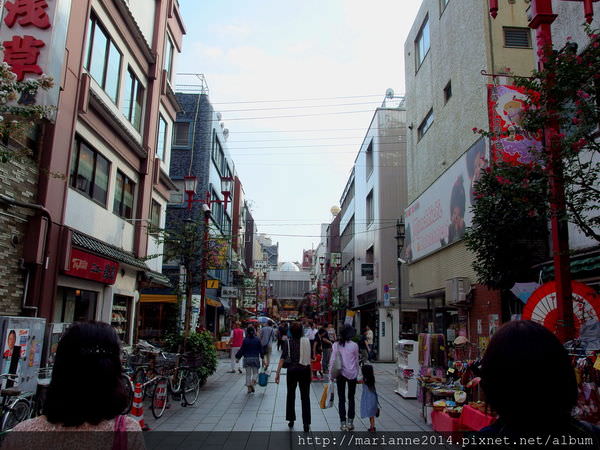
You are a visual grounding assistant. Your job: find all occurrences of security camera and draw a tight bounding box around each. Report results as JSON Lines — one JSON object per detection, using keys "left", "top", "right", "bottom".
{"left": 398, "top": 258, "right": 407, "bottom": 264}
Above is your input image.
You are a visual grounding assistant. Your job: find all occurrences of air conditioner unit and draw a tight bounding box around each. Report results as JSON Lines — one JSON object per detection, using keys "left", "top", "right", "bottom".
{"left": 445, "top": 277, "right": 472, "bottom": 305}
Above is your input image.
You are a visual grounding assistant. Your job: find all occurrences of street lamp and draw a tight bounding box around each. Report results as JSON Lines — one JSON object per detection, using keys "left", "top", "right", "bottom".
{"left": 183, "top": 175, "right": 233, "bottom": 210}
{"left": 395, "top": 218, "right": 406, "bottom": 337}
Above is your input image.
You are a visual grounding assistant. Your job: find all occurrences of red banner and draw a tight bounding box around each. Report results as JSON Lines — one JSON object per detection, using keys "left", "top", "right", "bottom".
{"left": 65, "top": 248, "right": 119, "bottom": 285}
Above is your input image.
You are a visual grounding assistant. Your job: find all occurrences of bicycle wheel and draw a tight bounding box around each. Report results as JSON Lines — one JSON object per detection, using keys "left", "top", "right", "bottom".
{"left": 182, "top": 370, "right": 200, "bottom": 406}
{"left": 121, "top": 375, "right": 134, "bottom": 415}
{"left": 151, "top": 378, "right": 168, "bottom": 419}
{"left": 1, "top": 398, "right": 31, "bottom": 431}
{"left": 169, "top": 369, "right": 184, "bottom": 397}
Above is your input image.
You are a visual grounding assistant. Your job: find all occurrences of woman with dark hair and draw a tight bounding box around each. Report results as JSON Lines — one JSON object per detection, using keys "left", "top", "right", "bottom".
{"left": 235, "top": 326, "right": 264, "bottom": 393}
{"left": 478, "top": 320, "right": 600, "bottom": 445}
{"left": 275, "top": 321, "right": 312, "bottom": 432}
{"left": 329, "top": 325, "right": 359, "bottom": 431}
{"left": 9, "top": 322, "right": 141, "bottom": 436}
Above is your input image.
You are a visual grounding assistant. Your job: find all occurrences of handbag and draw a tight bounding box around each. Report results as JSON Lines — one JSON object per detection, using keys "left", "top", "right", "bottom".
{"left": 331, "top": 344, "right": 342, "bottom": 379}
{"left": 258, "top": 368, "right": 269, "bottom": 387}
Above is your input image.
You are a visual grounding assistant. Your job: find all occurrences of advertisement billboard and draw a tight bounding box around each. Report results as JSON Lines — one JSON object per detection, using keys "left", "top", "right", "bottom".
{"left": 404, "top": 138, "right": 489, "bottom": 261}
{"left": 487, "top": 84, "right": 542, "bottom": 164}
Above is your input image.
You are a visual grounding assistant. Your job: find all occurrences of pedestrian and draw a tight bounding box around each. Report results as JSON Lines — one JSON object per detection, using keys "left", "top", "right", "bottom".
{"left": 365, "top": 325, "right": 374, "bottom": 361}
{"left": 358, "top": 328, "right": 370, "bottom": 366}
{"left": 360, "top": 364, "right": 379, "bottom": 432}
{"left": 277, "top": 322, "right": 288, "bottom": 351}
{"left": 318, "top": 324, "right": 332, "bottom": 377}
{"left": 311, "top": 329, "right": 323, "bottom": 381}
{"left": 329, "top": 325, "right": 360, "bottom": 431}
{"left": 228, "top": 321, "right": 244, "bottom": 373}
{"left": 473, "top": 320, "right": 600, "bottom": 447}
{"left": 259, "top": 321, "right": 275, "bottom": 368}
{"left": 235, "top": 326, "right": 264, "bottom": 393}
{"left": 6, "top": 322, "right": 143, "bottom": 448}
{"left": 327, "top": 322, "right": 337, "bottom": 342}
{"left": 274, "top": 321, "right": 312, "bottom": 433}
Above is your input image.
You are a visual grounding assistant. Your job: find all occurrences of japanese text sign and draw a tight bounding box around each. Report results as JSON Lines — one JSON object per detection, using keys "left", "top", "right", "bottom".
{"left": 64, "top": 248, "right": 119, "bottom": 285}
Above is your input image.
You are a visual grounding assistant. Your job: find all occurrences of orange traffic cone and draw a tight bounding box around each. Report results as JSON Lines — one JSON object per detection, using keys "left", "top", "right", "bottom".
{"left": 130, "top": 382, "right": 150, "bottom": 431}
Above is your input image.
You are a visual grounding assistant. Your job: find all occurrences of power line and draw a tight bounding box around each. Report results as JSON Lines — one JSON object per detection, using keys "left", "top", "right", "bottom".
{"left": 219, "top": 127, "right": 407, "bottom": 134}
{"left": 227, "top": 142, "right": 406, "bottom": 150}
{"left": 217, "top": 101, "right": 383, "bottom": 113}
{"left": 207, "top": 94, "right": 389, "bottom": 104}
{"left": 196, "top": 109, "right": 381, "bottom": 121}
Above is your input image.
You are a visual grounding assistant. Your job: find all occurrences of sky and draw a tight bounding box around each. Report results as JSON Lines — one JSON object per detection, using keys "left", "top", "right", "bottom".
{"left": 176, "top": 0, "right": 423, "bottom": 263}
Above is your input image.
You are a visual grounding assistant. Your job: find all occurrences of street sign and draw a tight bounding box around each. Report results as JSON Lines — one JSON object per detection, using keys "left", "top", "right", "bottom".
{"left": 221, "top": 287, "right": 238, "bottom": 298}
{"left": 383, "top": 292, "right": 390, "bottom": 307}
{"left": 206, "top": 280, "right": 219, "bottom": 289}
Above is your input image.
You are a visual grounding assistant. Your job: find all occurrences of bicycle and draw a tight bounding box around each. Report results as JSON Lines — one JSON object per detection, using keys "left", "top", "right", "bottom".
{"left": 0, "top": 374, "right": 34, "bottom": 431}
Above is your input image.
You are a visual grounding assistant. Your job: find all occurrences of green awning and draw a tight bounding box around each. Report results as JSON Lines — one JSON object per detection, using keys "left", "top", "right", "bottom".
{"left": 541, "top": 253, "right": 600, "bottom": 280}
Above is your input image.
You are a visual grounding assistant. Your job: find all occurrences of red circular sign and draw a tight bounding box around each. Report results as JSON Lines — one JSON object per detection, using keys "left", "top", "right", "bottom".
{"left": 522, "top": 281, "right": 600, "bottom": 335}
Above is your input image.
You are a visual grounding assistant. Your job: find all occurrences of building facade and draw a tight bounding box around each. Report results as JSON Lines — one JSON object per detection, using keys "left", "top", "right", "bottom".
{"left": 0, "top": 0, "right": 185, "bottom": 346}
{"left": 404, "top": 0, "right": 534, "bottom": 344}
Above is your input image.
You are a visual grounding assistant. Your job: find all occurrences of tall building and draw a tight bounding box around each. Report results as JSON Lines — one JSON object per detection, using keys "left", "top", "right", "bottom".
{"left": 0, "top": 0, "right": 185, "bottom": 345}
{"left": 403, "top": 0, "right": 534, "bottom": 343}
{"left": 338, "top": 95, "right": 408, "bottom": 361}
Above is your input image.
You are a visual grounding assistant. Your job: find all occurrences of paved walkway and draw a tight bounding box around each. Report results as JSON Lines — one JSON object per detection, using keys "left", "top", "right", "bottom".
{"left": 144, "top": 347, "right": 430, "bottom": 433}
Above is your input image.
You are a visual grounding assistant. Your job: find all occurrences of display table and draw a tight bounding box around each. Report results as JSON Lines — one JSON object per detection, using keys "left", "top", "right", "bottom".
{"left": 431, "top": 410, "right": 465, "bottom": 434}
{"left": 460, "top": 405, "right": 496, "bottom": 431}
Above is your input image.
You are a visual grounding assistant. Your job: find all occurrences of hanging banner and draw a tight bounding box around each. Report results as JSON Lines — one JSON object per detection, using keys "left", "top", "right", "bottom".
{"left": 207, "top": 238, "right": 229, "bottom": 270}
{"left": 487, "top": 84, "right": 542, "bottom": 164}
{"left": 404, "top": 138, "right": 489, "bottom": 261}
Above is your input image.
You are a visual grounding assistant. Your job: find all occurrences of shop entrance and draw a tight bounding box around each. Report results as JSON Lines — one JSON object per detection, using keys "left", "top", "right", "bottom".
{"left": 54, "top": 287, "right": 97, "bottom": 323}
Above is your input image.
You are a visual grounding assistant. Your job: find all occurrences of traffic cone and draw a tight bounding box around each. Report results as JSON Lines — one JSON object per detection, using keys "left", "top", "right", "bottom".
{"left": 130, "top": 382, "right": 150, "bottom": 431}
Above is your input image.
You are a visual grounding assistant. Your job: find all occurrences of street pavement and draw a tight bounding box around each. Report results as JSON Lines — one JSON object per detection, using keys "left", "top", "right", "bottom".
{"left": 143, "top": 346, "right": 431, "bottom": 433}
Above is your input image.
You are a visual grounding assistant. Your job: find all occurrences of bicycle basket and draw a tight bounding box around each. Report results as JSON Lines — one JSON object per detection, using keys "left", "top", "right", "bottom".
{"left": 127, "top": 353, "right": 146, "bottom": 368}
{"left": 154, "top": 352, "right": 179, "bottom": 369}
{"left": 181, "top": 352, "right": 203, "bottom": 368}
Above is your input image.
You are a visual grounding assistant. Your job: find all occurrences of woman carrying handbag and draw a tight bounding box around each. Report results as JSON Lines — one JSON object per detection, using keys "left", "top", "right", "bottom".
{"left": 329, "top": 325, "right": 359, "bottom": 431}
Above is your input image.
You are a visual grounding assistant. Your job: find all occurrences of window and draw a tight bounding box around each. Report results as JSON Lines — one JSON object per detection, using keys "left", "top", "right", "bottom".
{"left": 415, "top": 16, "right": 430, "bottom": 68}
{"left": 340, "top": 215, "right": 354, "bottom": 250}
{"left": 418, "top": 109, "right": 434, "bottom": 140}
{"left": 503, "top": 27, "right": 531, "bottom": 48}
{"left": 340, "top": 180, "right": 354, "bottom": 215}
{"left": 211, "top": 189, "right": 224, "bottom": 228}
{"left": 173, "top": 122, "right": 190, "bottom": 147}
{"left": 212, "top": 133, "right": 225, "bottom": 174}
{"left": 444, "top": 80, "right": 452, "bottom": 103}
{"left": 70, "top": 139, "right": 110, "bottom": 205}
{"left": 113, "top": 170, "right": 135, "bottom": 219}
{"left": 150, "top": 200, "right": 161, "bottom": 234}
{"left": 439, "top": 0, "right": 450, "bottom": 14}
{"left": 365, "top": 141, "right": 373, "bottom": 180}
{"left": 121, "top": 68, "right": 144, "bottom": 131}
{"left": 164, "top": 34, "right": 175, "bottom": 82}
{"left": 54, "top": 287, "right": 97, "bottom": 323}
{"left": 156, "top": 115, "right": 168, "bottom": 160}
{"left": 86, "top": 14, "right": 122, "bottom": 103}
{"left": 366, "top": 190, "right": 374, "bottom": 226}
{"left": 365, "top": 246, "right": 374, "bottom": 281}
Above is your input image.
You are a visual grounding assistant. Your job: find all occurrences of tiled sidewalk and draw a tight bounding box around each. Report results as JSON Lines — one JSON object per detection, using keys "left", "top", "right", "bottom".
{"left": 144, "top": 347, "right": 431, "bottom": 432}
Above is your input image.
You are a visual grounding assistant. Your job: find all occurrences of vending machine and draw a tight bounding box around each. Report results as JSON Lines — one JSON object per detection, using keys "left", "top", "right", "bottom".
{"left": 0, "top": 316, "right": 46, "bottom": 393}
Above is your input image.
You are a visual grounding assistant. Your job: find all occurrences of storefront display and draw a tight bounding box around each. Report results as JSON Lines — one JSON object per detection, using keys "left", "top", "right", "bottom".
{"left": 111, "top": 295, "right": 132, "bottom": 343}
{"left": 395, "top": 339, "right": 419, "bottom": 398}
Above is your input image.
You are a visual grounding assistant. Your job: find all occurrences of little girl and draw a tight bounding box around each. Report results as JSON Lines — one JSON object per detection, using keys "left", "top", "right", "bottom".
{"left": 360, "top": 364, "right": 379, "bottom": 432}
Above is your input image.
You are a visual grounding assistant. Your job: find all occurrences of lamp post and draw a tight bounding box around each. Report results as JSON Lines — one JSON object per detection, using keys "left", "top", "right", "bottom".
{"left": 182, "top": 175, "right": 233, "bottom": 332}
{"left": 395, "top": 218, "right": 406, "bottom": 338}
{"left": 488, "top": 0, "right": 592, "bottom": 342}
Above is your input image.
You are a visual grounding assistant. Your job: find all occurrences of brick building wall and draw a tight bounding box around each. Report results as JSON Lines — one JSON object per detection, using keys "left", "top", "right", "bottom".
{"left": 467, "top": 285, "right": 502, "bottom": 346}
{"left": 0, "top": 156, "right": 39, "bottom": 315}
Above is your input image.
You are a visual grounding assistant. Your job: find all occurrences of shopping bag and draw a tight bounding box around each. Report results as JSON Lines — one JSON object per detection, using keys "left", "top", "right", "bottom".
{"left": 327, "top": 381, "right": 335, "bottom": 408}
{"left": 319, "top": 383, "right": 329, "bottom": 409}
{"left": 258, "top": 369, "right": 269, "bottom": 387}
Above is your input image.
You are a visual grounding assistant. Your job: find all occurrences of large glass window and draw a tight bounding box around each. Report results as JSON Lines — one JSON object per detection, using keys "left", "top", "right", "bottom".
{"left": 85, "top": 15, "right": 122, "bottom": 103}
{"left": 122, "top": 67, "right": 145, "bottom": 131}
{"left": 415, "top": 16, "right": 430, "bottom": 68}
{"left": 113, "top": 170, "right": 135, "bottom": 219}
{"left": 156, "top": 115, "right": 168, "bottom": 160}
{"left": 70, "top": 139, "right": 110, "bottom": 206}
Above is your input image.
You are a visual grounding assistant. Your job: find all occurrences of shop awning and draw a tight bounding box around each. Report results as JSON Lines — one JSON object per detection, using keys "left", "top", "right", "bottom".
{"left": 206, "top": 298, "right": 222, "bottom": 307}
{"left": 140, "top": 294, "right": 178, "bottom": 304}
{"left": 144, "top": 270, "right": 171, "bottom": 287}
{"left": 540, "top": 252, "right": 600, "bottom": 280}
{"left": 72, "top": 229, "right": 149, "bottom": 270}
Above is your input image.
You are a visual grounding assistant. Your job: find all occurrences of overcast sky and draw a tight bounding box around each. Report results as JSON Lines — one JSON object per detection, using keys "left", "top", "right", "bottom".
{"left": 176, "top": 0, "right": 423, "bottom": 263}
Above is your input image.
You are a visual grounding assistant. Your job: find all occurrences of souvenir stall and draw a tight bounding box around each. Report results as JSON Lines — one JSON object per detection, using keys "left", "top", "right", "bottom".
{"left": 418, "top": 334, "right": 497, "bottom": 432}
{"left": 523, "top": 281, "right": 600, "bottom": 425}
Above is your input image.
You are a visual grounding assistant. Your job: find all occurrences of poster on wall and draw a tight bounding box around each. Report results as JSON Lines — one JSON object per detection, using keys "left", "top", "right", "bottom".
{"left": 2, "top": 328, "right": 29, "bottom": 376}
{"left": 488, "top": 314, "right": 500, "bottom": 336}
{"left": 404, "top": 138, "right": 489, "bottom": 261}
{"left": 487, "top": 84, "right": 542, "bottom": 164}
